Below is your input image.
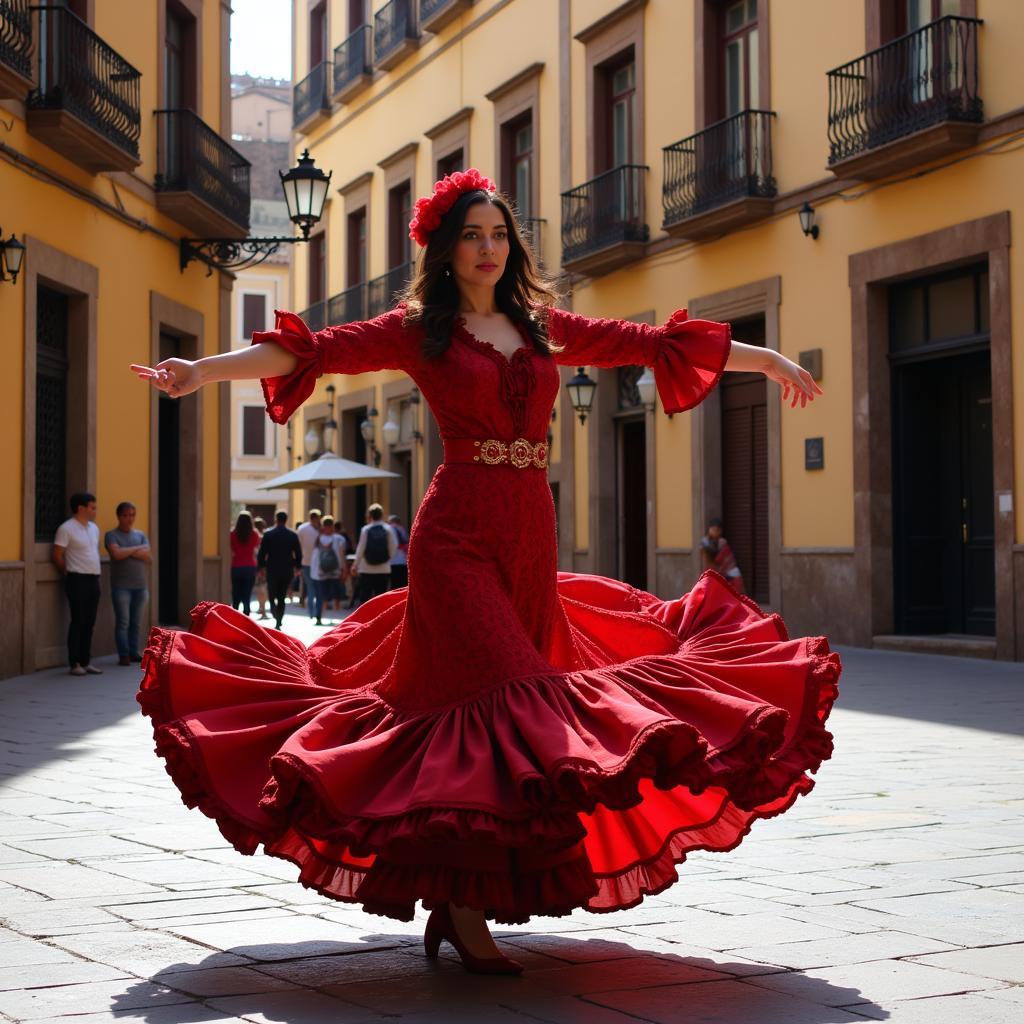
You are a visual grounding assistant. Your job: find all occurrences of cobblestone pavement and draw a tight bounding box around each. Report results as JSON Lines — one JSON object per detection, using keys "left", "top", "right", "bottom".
{"left": 1, "top": 601, "right": 1022, "bottom": 1023}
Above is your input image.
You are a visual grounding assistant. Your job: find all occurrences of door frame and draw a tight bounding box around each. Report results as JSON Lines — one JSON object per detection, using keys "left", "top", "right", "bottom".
{"left": 849, "top": 211, "right": 1015, "bottom": 658}
{"left": 689, "top": 275, "right": 782, "bottom": 611}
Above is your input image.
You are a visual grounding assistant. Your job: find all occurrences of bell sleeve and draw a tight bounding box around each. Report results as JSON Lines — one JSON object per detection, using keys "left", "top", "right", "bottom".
{"left": 252, "top": 307, "right": 413, "bottom": 424}
{"left": 547, "top": 306, "right": 732, "bottom": 414}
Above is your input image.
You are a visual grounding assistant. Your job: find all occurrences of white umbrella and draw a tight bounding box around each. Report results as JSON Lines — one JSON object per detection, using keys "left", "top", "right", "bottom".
{"left": 259, "top": 451, "right": 399, "bottom": 515}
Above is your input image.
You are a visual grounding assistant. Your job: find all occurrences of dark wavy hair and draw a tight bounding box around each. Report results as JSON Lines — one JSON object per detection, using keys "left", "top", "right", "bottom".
{"left": 402, "top": 190, "right": 561, "bottom": 359}
{"left": 233, "top": 509, "right": 254, "bottom": 543}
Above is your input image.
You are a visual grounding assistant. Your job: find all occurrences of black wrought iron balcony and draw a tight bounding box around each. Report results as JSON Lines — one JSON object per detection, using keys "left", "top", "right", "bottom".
{"left": 560, "top": 165, "right": 648, "bottom": 277}
{"left": 300, "top": 300, "right": 327, "bottom": 333}
{"left": 0, "top": 0, "right": 32, "bottom": 99}
{"left": 154, "top": 109, "right": 251, "bottom": 238}
{"left": 662, "top": 110, "right": 777, "bottom": 241}
{"left": 368, "top": 261, "right": 414, "bottom": 317}
{"left": 374, "top": 0, "right": 419, "bottom": 71}
{"left": 328, "top": 283, "right": 368, "bottom": 325}
{"left": 25, "top": 4, "right": 141, "bottom": 172}
{"left": 827, "top": 15, "right": 983, "bottom": 180}
{"left": 420, "top": 0, "right": 472, "bottom": 34}
{"left": 294, "top": 60, "right": 332, "bottom": 132}
{"left": 333, "top": 24, "right": 372, "bottom": 103}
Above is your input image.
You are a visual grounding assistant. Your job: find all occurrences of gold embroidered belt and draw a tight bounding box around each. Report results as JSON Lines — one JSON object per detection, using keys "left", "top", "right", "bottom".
{"left": 443, "top": 437, "right": 549, "bottom": 470}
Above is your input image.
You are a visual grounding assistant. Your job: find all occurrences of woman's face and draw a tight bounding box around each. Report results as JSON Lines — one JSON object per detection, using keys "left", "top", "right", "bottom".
{"left": 707, "top": 525, "right": 722, "bottom": 540}
{"left": 450, "top": 201, "right": 509, "bottom": 291}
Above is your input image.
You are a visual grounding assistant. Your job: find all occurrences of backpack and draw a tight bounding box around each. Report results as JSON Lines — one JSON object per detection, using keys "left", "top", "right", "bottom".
{"left": 317, "top": 538, "right": 340, "bottom": 575}
{"left": 363, "top": 523, "right": 390, "bottom": 565}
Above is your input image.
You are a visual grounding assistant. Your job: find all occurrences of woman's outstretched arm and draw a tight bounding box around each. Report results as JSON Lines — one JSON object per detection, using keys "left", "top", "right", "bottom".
{"left": 131, "top": 342, "right": 298, "bottom": 399}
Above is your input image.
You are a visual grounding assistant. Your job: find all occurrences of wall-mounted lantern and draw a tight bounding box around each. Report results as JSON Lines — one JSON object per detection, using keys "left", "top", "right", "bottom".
{"left": 636, "top": 367, "right": 656, "bottom": 409}
{"left": 0, "top": 230, "right": 25, "bottom": 284}
{"left": 567, "top": 367, "right": 597, "bottom": 424}
{"left": 799, "top": 202, "right": 820, "bottom": 240}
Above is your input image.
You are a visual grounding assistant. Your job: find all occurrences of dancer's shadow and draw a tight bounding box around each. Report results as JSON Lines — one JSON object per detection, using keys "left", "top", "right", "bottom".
{"left": 109, "top": 931, "right": 888, "bottom": 1023}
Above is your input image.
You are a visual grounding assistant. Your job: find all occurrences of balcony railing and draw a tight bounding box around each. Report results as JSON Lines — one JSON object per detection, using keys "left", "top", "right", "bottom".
{"left": 26, "top": 4, "right": 141, "bottom": 165}
{"left": 0, "top": 0, "right": 33, "bottom": 90}
{"left": 420, "top": 0, "right": 471, "bottom": 34}
{"left": 561, "top": 165, "right": 649, "bottom": 270}
{"left": 663, "top": 110, "right": 777, "bottom": 227}
{"left": 374, "top": 0, "right": 417, "bottom": 69}
{"left": 300, "top": 300, "right": 327, "bottom": 333}
{"left": 333, "top": 24, "right": 371, "bottom": 100}
{"left": 155, "top": 108, "right": 251, "bottom": 232}
{"left": 368, "top": 261, "right": 414, "bottom": 317}
{"left": 827, "top": 15, "right": 983, "bottom": 167}
{"left": 328, "top": 282, "right": 368, "bottom": 326}
{"left": 294, "top": 60, "right": 331, "bottom": 129}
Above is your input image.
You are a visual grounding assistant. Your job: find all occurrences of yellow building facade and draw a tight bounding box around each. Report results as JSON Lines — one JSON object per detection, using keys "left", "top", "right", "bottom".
{"left": 1, "top": 0, "right": 243, "bottom": 676}
{"left": 288, "top": 0, "right": 1024, "bottom": 660}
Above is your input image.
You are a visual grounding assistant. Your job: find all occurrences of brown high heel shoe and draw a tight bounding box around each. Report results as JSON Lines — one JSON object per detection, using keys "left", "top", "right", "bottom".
{"left": 423, "top": 903, "right": 524, "bottom": 975}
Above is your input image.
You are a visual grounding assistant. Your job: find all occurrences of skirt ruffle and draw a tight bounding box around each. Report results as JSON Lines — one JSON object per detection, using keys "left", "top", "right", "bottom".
{"left": 138, "top": 570, "right": 839, "bottom": 923}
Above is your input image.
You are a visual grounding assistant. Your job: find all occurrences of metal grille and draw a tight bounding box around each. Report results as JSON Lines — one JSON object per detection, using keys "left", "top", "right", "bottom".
{"left": 154, "top": 108, "right": 251, "bottom": 231}
{"left": 374, "top": 0, "right": 415, "bottom": 64}
{"left": 0, "top": 0, "right": 31, "bottom": 80}
{"left": 421, "top": 0, "right": 455, "bottom": 20}
{"left": 327, "top": 283, "right": 367, "bottom": 325}
{"left": 35, "top": 286, "right": 69, "bottom": 543}
{"left": 662, "top": 110, "right": 776, "bottom": 226}
{"left": 333, "top": 25, "right": 371, "bottom": 94}
{"left": 299, "top": 300, "right": 327, "bottom": 332}
{"left": 368, "top": 261, "right": 414, "bottom": 317}
{"left": 27, "top": 4, "right": 141, "bottom": 159}
{"left": 560, "top": 165, "right": 649, "bottom": 265}
{"left": 827, "top": 15, "right": 983, "bottom": 166}
{"left": 293, "top": 59, "right": 331, "bottom": 127}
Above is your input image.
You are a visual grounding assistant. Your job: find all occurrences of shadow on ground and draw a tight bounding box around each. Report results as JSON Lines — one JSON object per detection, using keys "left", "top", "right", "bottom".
{"left": 108, "top": 933, "right": 887, "bottom": 1023}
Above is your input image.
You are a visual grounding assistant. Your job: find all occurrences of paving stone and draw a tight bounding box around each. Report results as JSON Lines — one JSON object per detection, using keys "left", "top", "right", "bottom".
{"left": 153, "top": 966, "right": 301, "bottom": 997}
{"left": 908, "top": 943, "right": 1024, "bottom": 983}
{"left": 0, "top": 978, "right": 192, "bottom": 1020}
{"left": 626, "top": 909, "right": 851, "bottom": 950}
{"left": 0, "top": 932, "right": 78, "bottom": 967}
{"left": 106, "top": 894, "right": 282, "bottom": 923}
{"left": 251, "top": 948, "right": 449, "bottom": 987}
{"left": 208, "top": 990, "right": 385, "bottom": 1023}
{"left": 745, "top": 959, "right": 1004, "bottom": 1006}
{"left": 851, "top": 991, "right": 1019, "bottom": 1022}
{"left": 0, "top": 962, "right": 129, "bottom": 992}
{"left": 85, "top": 858, "right": 277, "bottom": 889}
{"left": 522, "top": 955, "right": 728, "bottom": 995}
{"left": 5, "top": 835, "right": 158, "bottom": 860}
{"left": 48, "top": 929, "right": 250, "bottom": 975}
{"left": 27, "top": 1006, "right": 251, "bottom": 1024}
{"left": 588, "top": 977, "right": 870, "bottom": 1023}
{"left": 0, "top": 865, "right": 161, "bottom": 900}
{"left": 729, "top": 929, "right": 956, "bottom": 970}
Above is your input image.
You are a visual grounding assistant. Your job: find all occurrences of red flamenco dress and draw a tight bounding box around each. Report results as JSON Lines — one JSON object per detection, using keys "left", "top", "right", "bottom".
{"left": 139, "top": 306, "right": 840, "bottom": 924}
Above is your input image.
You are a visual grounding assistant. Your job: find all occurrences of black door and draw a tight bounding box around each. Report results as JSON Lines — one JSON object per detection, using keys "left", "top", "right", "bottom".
{"left": 618, "top": 417, "right": 647, "bottom": 589}
{"left": 892, "top": 350, "right": 994, "bottom": 635}
{"left": 157, "top": 333, "right": 180, "bottom": 625}
{"left": 720, "top": 316, "right": 768, "bottom": 604}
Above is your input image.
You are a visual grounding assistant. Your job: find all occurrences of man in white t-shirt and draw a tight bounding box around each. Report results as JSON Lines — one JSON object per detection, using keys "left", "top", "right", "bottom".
{"left": 296, "top": 509, "right": 321, "bottom": 619}
{"left": 53, "top": 492, "right": 103, "bottom": 676}
{"left": 350, "top": 503, "right": 397, "bottom": 609}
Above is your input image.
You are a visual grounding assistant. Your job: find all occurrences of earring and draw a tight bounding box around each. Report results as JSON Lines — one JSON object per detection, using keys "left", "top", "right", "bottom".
{"left": 444, "top": 267, "right": 452, "bottom": 278}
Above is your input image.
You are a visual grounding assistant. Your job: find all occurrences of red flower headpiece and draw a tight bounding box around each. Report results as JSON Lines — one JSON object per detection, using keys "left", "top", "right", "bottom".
{"left": 408, "top": 168, "right": 496, "bottom": 247}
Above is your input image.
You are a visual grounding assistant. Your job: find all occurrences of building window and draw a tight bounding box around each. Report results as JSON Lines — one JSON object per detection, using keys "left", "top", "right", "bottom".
{"left": 35, "top": 286, "right": 69, "bottom": 542}
{"left": 721, "top": 0, "right": 759, "bottom": 117}
{"left": 501, "top": 113, "right": 533, "bottom": 219}
{"left": 165, "top": 2, "right": 197, "bottom": 110}
{"left": 242, "top": 405, "right": 266, "bottom": 456}
{"left": 595, "top": 52, "right": 636, "bottom": 172}
{"left": 310, "top": 0, "right": 327, "bottom": 68}
{"left": 347, "top": 206, "right": 367, "bottom": 286}
{"left": 242, "top": 293, "right": 266, "bottom": 340}
{"left": 388, "top": 181, "right": 412, "bottom": 268}
{"left": 348, "top": 0, "right": 367, "bottom": 32}
{"left": 308, "top": 231, "right": 326, "bottom": 305}
{"left": 436, "top": 148, "right": 463, "bottom": 179}
{"left": 882, "top": 0, "right": 960, "bottom": 42}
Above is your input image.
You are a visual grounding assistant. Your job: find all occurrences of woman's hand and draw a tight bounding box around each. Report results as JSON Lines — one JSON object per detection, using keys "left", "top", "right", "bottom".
{"left": 763, "top": 351, "right": 823, "bottom": 409}
{"left": 130, "top": 358, "right": 204, "bottom": 398}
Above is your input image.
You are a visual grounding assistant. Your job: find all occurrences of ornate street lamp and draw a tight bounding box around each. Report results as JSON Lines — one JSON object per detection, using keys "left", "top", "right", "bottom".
{"left": 566, "top": 367, "right": 597, "bottom": 424}
{"left": 636, "top": 367, "right": 657, "bottom": 409}
{"left": 799, "top": 201, "right": 820, "bottom": 240}
{"left": 360, "top": 407, "right": 381, "bottom": 466}
{"left": 0, "top": 230, "right": 25, "bottom": 284}
{"left": 179, "top": 149, "right": 332, "bottom": 273}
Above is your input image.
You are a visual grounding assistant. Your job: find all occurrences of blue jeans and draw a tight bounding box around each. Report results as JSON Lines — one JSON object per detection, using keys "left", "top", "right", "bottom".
{"left": 111, "top": 587, "right": 148, "bottom": 659}
{"left": 302, "top": 565, "right": 314, "bottom": 617}
{"left": 312, "top": 578, "right": 338, "bottom": 621}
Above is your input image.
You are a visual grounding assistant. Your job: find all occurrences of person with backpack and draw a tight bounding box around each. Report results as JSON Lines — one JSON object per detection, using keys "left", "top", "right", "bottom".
{"left": 350, "top": 503, "right": 397, "bottom": 609}
{"left": 310, "top": 515, "right": 347, "bottom": 626}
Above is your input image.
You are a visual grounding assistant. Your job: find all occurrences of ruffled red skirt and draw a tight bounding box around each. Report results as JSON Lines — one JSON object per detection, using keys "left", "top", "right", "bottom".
{"left": 138, "top": 569, "right": 838, "bottom": 924}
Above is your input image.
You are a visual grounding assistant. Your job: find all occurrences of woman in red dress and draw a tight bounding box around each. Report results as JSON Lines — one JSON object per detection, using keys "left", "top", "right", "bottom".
{"left": 131, "top": 170, "right": 837, "bottom": 975}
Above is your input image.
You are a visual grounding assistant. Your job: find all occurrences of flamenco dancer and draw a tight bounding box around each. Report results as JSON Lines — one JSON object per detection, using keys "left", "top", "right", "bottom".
{"left": 132, "top": 169, "right": 839, "bottom": 976}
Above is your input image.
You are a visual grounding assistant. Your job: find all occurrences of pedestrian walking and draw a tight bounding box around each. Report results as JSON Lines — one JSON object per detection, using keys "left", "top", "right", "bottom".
{"left": 229, "top": 511, "right": 260, "bottom": 615}
{"left": 699, "top": 517, "right": 746, "bottom": 595}
{"left": 310, "top": 515, "right": 346, "bottom": 626}
{"left": 104, "top": 501, "right": 150, "bottom": 666}
{"left": 350, "top": 504, "right": 397, "bottom": 608}
{"left": 252, "top": 516, "right": 270, "bottom": 619}
{"left": 133, "top": 168, "right": 834, "bottom": 974}
{"left": 387, "top": 513, "right": 410, "bottom": 589}
{"left": 296, "top": 509, "right": 321, "bottom": 618}
{"left": 257, "top": 511, "right": 303, "bottom": 629}
{"left": 52, "top": 492, "right": 103, "bottom": 676}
